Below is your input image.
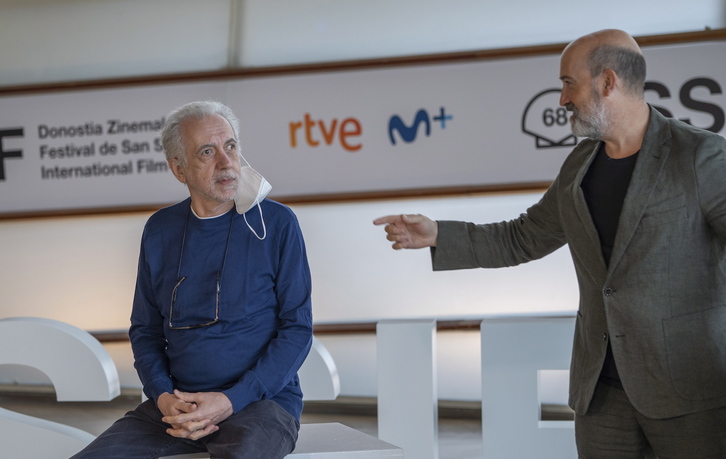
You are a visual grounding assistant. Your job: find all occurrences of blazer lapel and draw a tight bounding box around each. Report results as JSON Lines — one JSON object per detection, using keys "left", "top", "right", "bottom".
{"left": 607, "top": 107, "right": 672, "bottom": 275}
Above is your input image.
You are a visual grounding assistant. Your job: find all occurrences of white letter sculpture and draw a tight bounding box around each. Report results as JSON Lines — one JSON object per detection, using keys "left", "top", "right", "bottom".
{"left": 0, "top": 317, "right": 120, "bottom": 459}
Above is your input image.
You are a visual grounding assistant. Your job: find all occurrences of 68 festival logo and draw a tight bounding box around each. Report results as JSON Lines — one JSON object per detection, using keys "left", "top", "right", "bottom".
{"left": 522, "top": 77, "right": 725, "bottom": 150}
{"left": 521, "top": 89, "right": 576, "bottom": 149}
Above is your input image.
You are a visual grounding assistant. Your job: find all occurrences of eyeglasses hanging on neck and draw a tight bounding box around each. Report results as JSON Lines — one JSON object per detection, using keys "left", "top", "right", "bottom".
{"left": 168, "top": 207, "right": 233, "bottom": 330}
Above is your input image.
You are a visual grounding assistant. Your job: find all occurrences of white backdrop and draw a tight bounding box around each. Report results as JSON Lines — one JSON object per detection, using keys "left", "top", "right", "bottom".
{"left": 0, "top": 191, "right": 576, "bottom": 330}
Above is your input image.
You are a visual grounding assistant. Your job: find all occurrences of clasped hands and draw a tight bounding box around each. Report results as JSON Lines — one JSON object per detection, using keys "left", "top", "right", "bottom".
{"left": 158, "top": 389, "right": 233, "bottom": 441}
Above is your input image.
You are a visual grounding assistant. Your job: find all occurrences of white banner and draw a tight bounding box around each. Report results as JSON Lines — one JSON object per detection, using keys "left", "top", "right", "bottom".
{"left": 0, "top": 41, "right": 724, "bottom": 214}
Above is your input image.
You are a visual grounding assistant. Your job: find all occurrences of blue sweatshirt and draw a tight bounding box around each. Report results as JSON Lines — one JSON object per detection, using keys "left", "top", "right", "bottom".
{"left": 129, "top": 198, "right": 313, "bottom": 420}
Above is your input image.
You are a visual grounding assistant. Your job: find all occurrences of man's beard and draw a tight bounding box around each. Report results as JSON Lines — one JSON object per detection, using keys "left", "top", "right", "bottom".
{"left": 568, "top": 92, "right": 608, "bottom": 140}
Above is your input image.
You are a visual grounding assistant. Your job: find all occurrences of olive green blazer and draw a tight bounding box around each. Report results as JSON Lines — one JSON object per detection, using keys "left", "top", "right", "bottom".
{"left": 433, "top": 107, "right": 726, "bottom": 419}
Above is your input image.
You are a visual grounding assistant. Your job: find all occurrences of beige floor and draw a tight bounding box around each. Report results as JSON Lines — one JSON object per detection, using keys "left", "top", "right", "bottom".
{"left": 1, "top": 392, "right": 483, "bottom": 459}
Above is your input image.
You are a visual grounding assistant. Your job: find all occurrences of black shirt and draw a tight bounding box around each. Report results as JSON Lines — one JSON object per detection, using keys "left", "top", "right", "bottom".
{"left": 580, "top": 144, "right": 639, "bottom": 387}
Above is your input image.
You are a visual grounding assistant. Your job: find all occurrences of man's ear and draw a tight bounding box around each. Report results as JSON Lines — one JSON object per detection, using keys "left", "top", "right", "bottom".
{"left": 168, "top": 158, "right": 186, "bottom": 184}
{"left": 601, "top": 68, "right": 617, "bottom": 96}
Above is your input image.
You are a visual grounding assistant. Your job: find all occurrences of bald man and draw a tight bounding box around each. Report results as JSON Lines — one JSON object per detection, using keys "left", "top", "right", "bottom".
{"left": 375, "top": 29, "right": 726, "bottom": 458}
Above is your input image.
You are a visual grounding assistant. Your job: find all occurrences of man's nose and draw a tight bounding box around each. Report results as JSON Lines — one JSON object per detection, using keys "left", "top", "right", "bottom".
{"left": 559, "top": 90, "right": 569, "bottom": 107}
{"left": 216, "top": 150, "right": 234, "bottom": 168}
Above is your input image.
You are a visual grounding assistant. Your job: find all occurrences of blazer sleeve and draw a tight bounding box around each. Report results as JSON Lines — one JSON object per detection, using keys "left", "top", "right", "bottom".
{"left": 433, "top": 176, "right": 568, "bottom": 271}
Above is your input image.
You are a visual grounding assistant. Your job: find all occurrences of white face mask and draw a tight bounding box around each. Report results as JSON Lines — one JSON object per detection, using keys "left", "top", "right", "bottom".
{"left": 234, "top": 155, "right": 271, "bottom": 240}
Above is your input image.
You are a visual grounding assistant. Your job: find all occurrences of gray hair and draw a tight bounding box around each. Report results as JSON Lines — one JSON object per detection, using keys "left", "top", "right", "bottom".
{"left": 588, "top": 45, "right": 646, "bottom": 98}
{"left": 160, "top": 100, "right": 240, "bottom": 164}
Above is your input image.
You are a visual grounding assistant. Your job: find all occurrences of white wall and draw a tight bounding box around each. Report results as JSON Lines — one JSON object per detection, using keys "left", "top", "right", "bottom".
{"left": 0, "top": 0, "right": 723, "bottom": 86}
{"left": 239, "top": 0, "right": 726, "bottom": 67}
{"left": 0, "top": 192, "right": 577, "bottom": 332}
{"left": 0, "top": 0, "right": 233, "bottom": 85}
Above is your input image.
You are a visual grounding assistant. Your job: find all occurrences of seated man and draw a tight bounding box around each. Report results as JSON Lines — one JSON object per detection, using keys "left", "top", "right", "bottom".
{"left": 73, "top": 100, "right": 313, "bottom": 459}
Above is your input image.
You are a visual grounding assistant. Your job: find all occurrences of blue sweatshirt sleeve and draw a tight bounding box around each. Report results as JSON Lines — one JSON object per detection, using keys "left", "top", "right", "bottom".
{"left": 129, "top": 225, "right": 175, "bottom": 403}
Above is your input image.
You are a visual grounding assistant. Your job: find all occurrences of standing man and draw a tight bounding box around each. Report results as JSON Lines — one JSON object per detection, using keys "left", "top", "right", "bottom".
{"left": 73, "top": 100, "right": 313, "bottom": 458}
{"left": 375, "top": 29, "right": 726, "bottom": 458}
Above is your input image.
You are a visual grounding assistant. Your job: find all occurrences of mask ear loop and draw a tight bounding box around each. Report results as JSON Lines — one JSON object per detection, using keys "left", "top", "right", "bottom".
{"left": 243, "top": 201, "right": 267, "bottom": 240}
{"left": 238, "top": 151, "right": 251, "bottom": 168}
{"left": 238, "top": 151, "right": 267, "bottom": 240}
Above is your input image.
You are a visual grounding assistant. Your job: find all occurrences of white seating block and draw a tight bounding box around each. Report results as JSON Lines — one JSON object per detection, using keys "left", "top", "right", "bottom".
{"left": 160, "top": 422, "right": 403, "bottom": 458}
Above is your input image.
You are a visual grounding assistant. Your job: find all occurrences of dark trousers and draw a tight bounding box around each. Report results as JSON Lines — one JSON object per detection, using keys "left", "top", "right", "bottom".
{"left": 70, "top": 398, "right": 299, "bottom": 459}
{"left": 576, "top": 381, "right": 726, "bottom": 459}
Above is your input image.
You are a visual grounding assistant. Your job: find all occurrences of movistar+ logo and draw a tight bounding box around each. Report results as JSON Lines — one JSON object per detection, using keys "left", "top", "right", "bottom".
{"left": 388, "top": 107, "right": 452, "bottom": 145}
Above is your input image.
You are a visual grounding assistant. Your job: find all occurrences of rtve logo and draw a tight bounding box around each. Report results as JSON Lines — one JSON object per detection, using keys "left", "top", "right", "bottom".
{"left": 288, "top": 107, "right": 453, "bottom": 151}
{"left": 0, "top": 128, "right": 24, "bottom": 181}
{"left": 288, "top": 114, "right": 362, "bottom": 152}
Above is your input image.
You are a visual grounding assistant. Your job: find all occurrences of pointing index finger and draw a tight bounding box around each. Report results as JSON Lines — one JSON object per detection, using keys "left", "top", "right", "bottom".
{"left": 373, "top": 214, "right": 403, "bottom": 226}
